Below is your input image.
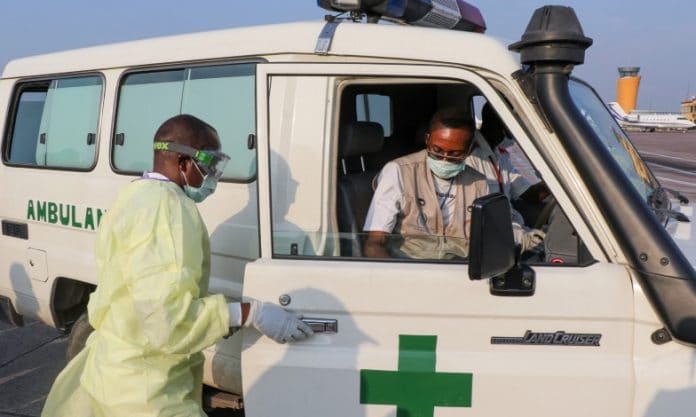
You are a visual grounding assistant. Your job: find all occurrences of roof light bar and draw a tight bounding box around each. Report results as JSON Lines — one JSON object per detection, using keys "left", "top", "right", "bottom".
{"left": 318, "top": 0, "right": 486, "bottom": 33}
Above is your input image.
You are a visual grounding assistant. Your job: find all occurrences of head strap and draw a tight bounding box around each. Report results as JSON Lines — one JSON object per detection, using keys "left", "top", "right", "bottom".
{"left": 153, "top": 141, "right": 230, "bottom": 179}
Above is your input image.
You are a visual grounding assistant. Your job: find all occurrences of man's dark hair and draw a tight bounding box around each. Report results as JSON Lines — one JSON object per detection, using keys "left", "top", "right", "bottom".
{"left": 154, "top": 114, "right": 218, "bottom": 149}
{"left": 153, "top": 114, "right": 219, "bottom": 167}
{"left": 428, "top": 107, "right": 475, "bottom": 133}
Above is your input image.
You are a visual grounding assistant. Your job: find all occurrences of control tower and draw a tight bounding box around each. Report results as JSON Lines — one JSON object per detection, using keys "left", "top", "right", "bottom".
{"left": 616, "top": 66, "right": 641, "bottom": 113}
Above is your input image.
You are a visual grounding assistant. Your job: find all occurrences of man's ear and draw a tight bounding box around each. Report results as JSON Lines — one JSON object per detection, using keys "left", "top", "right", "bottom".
{"left": 178, "top": 155, "right": 189, "bottom": 171}
{"left": 424, "top": 133, "right": 430, "bottom": 145}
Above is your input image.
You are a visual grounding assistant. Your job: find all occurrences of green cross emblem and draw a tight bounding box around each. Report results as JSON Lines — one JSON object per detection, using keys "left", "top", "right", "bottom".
{"left": 360, "top": 335, "right": 473, "bottom": 417}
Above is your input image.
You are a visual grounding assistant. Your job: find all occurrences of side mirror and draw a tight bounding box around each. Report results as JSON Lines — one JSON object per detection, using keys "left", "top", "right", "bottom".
{"left": 468, "top": 193, "right": 516, "bottom": 280}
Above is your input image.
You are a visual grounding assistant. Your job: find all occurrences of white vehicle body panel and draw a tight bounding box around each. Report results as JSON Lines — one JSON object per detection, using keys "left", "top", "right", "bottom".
{"left": 242, "top": 260, "right": 634, "bottom": 417}
{"left": 632, "top": 278, "right": 696, "bottom": 417}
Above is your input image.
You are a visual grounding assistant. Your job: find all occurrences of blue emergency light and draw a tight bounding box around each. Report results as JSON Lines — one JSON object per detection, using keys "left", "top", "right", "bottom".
{"left": 317, "top": 0, "right": 486, "bottom": 33}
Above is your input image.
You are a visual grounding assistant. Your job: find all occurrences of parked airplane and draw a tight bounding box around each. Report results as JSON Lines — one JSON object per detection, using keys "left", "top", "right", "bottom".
{"left": 608, "top": 102, "right": 696, "bottom": 131}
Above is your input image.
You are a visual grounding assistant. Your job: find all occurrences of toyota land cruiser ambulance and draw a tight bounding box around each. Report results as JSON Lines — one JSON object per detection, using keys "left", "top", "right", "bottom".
{"left": 2, "top": 1, "right": 696, "bottom": 416}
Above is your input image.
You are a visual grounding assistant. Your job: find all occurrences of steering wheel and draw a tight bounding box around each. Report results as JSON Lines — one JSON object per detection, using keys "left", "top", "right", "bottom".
{"left": 533, "top": 196, "right": 557, "bottom": 229}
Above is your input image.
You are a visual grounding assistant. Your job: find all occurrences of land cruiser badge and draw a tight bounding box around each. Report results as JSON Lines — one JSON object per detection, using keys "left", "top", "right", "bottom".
{"left": 491, "top": 330, "right": 601, "bottom": 347}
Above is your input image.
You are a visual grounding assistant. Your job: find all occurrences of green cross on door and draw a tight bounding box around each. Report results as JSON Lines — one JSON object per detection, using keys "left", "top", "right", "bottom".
{"left": 360, "top": 335, "right": 473, "bottom": 417}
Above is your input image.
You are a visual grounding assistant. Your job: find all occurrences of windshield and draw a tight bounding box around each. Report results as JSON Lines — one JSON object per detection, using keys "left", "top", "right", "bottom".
{"left": 568, "top": 79, "right": 659, "bottom": 201}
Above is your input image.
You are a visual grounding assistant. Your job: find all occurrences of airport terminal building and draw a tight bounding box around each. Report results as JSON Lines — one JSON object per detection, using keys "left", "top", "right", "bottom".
{"left": 681, "top": 96, "right": 696, "bottom": 122}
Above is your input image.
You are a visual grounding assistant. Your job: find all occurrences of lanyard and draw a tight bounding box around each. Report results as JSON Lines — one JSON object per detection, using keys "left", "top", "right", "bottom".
{"left": 439, "top": 178, "right": 455, "bottom": 210}
{"left": 488, "top": 156, "right": 504, "bottom": 192}
{"left": 437, "top": 177, "right": 468, "bottom": 240}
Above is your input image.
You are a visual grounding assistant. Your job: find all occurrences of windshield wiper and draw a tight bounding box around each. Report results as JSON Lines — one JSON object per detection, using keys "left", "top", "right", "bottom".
{"left": 653, "top": 208, "right": 690, "bottom": 223}
{"left": 664, "top": 187, "right": 690, "bottom": 205}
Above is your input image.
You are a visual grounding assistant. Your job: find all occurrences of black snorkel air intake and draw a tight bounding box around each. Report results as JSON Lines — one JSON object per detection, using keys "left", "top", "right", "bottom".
{"left": 509, "top": 6, "right": 592, "bottom": 66}
{"left": 510, "top": 6, "right": 696, "bottom": 346}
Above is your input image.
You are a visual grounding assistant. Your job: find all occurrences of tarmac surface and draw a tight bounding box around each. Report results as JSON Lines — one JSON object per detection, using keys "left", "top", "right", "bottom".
{"left": 1, "top": 131, "right": 695, "bottom": 416}
{"left": 631, "top": 131, "right": 696, "bottom": 201}
{"left": 0, "top": 316, "right": 64, "bottom": 417}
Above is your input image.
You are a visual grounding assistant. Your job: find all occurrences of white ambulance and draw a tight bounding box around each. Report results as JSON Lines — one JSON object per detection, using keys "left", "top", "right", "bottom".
{"left": 2, "top": 1, "right": 696, "bottom": 416}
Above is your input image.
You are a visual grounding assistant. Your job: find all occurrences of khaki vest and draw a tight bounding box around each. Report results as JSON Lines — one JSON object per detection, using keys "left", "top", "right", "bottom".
{"left": 386, "top": 150, "right": 488, "bottom": 259}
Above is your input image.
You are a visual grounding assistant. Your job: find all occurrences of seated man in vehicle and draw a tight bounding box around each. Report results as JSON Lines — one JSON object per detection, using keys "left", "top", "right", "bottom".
{"left": 468, "top": 102, "right": 549, "bottom": 227}
{"left": 362, "top": 108, "right": 489, "bottom": 259}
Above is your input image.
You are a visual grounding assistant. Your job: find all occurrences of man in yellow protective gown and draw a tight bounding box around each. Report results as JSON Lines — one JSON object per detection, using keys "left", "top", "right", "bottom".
{"left": 42, "top": 115, "right": 313, "bottom": 417}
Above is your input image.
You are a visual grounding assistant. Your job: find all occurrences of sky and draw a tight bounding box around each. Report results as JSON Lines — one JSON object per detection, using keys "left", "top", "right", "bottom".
{"left": 0, "top": 0, "right": 694, "bottom": 111}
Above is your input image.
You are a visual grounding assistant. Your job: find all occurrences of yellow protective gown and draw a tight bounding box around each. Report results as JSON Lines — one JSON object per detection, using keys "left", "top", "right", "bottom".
{"left": 42, "top": 179, "right": 229, "bottom": 417}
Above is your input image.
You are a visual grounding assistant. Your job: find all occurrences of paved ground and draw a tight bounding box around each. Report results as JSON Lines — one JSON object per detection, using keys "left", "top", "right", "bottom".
{"left": 0, "top": 311, "right": 65, "bottom": 417}
{"left": 632, "top": 131, "right": 696, "bottom": 201}
{"left": 1, "top": 131, "right": 695, "bottom": 416}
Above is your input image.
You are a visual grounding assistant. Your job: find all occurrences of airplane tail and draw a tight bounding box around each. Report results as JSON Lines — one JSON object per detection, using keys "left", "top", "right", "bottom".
{"left": 607, "top": 102, "right": 628, "bottom": 120}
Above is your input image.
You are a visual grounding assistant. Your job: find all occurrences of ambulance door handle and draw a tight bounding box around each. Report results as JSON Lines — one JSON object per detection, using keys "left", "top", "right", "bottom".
{"left": 301, "top": 318, "right": 338, "bottom": 333}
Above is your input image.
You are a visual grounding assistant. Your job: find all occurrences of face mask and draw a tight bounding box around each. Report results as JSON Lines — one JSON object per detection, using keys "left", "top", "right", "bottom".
{"left": 181, "top": 163, "right": 218, "bottom": 203}
{"left": 499, "top": 136, "right": 515, "bottom": 149}
{"left": 427, "top": 156, "right": 465, "bottom": 179}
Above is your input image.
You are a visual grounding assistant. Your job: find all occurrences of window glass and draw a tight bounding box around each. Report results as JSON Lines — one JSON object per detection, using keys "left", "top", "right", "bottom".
{"left": 113, "top": 63, "right": 256, "bottom": 180}
{"left": 568, "top": 79, "right": 656, "bottom": 201}
{"left": 8, "top": 91, "right": 46, "bottom": 164}
{"left": 183, "top": 65, "right": 256, "bottom": 180}
{"left": 269, "top": 79, "right": 590, "bottom": 266}
{"left": 356, "top": 94, "right": 392, "bottom": 136}
{"left": 472, "top": 95, "right": 487, "bottom": 129}
{"left": 6, "top": 76, "right": 102, "bottom": 169}
{"left": 113, "top": 70, "right": 185, "bottom": 173}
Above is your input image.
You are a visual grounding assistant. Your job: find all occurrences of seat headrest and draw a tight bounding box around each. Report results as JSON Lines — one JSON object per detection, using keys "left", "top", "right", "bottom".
{"left": 339, "top": 122, "right": 384, "bottom": 158}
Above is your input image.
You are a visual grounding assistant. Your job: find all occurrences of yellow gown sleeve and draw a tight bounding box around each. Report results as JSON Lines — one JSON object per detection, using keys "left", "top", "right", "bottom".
{"left": 116, "top": 184, "right": 229, "bottom": 355}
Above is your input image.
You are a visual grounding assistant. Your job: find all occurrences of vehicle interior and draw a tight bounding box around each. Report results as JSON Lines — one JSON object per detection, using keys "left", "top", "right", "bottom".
{"left": 333, "top": 79, "right": 592, "bottom": 265}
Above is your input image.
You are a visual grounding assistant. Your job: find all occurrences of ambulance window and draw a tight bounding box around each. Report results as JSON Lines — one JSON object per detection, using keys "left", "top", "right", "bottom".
{"left": 267, "top": 77, "right": 591, "bottom": 266}
{"left": 113, "top": 63, "right": 256, "bottom": 181}
{"left": 4, "top": 76, "right": 102, "bottom": 170}
{"left": 472, "top": 95, "right": 487, "bottom": 127}
{"left": 6, "top": 91, "right": 46, "bottom": 164}
{"left": 356, "top": 94, "right": 393, "bottom": 137}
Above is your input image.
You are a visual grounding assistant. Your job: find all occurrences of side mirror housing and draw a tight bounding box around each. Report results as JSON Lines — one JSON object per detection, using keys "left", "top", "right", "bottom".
{"left": 468, "top": 193, "right": 516, "bottom": 280}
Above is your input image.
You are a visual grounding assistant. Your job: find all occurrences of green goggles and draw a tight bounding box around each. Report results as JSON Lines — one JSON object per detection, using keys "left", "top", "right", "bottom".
{"left": 154, "top": 141, "right": 230, "bottom": 179}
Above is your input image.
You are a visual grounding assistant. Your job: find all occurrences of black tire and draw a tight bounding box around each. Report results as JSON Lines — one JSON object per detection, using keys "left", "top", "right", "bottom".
{"left": 65, "top": 313, "right": 94, "bottom": 362}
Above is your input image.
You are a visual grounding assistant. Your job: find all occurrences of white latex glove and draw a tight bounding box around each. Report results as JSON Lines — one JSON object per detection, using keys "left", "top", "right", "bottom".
{"left": 521, "top": 229, "right": 546, "bottom": 252}
{"left": 245, "top": 301, "right": 314, "bottom": 343}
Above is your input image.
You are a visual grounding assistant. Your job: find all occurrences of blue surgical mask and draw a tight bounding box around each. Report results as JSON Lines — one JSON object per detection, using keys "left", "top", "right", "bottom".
{"left": 427, "top": 156, "right": 465, "bottom": 179}
{"left": 181, "top": 164, "right": 218, "bottom": 203}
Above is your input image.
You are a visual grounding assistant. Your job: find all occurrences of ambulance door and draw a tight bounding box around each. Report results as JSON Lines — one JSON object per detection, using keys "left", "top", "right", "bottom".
{"left": 242, "top": 63, "right": 634, "bottom": 417}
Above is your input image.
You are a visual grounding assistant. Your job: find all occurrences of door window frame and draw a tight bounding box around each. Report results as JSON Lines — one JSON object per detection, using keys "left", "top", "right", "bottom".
{"left": 255, "top": 63, "right": 606, "bottom": 264}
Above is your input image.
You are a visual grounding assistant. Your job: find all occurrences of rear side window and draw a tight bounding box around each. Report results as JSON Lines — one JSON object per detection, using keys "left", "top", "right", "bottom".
{"left": 356, "top": 93, "right": 392, "bottom": 137}
{"left": 112, "top": 63, "right": 256, "bottom": 181}
{"left": 4, "top": 76, "right": 103, "bottom": 169}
